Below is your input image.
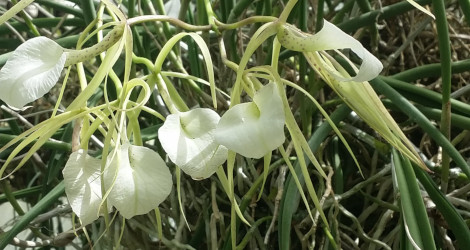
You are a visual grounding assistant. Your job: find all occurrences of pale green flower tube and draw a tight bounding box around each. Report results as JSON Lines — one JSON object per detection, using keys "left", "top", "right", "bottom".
{"left": 277, "top": 20, "right": 383, "bottom": 82}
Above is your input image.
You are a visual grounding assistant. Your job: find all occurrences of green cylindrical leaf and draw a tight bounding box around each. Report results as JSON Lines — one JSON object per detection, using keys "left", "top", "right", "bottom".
{"left": 392, "top": 149, "right": 436, "bottom": 250}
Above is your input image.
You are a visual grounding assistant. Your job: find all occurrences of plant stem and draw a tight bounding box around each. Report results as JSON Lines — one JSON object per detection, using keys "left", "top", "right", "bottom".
{"left": 337, "top": 0, "right": 432, "bottom": 32}
{"left": 278, "top": 0, "right": 298, "bottom": 23}
{"left": 11, "top": 0, "right": 40, "bottom": 36}
{"left": 432, "top": 0, "right": 452, "bottom": 193}
{"left": 391, "top": 59, "right": 470, "bottom": 82}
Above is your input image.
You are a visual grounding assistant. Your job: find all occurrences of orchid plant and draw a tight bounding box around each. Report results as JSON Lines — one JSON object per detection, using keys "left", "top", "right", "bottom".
{"left": 0, "top": 0, "right": 431, "bottom": 248}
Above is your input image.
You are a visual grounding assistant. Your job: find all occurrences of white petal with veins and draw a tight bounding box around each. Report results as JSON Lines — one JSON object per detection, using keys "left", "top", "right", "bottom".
{"left": 0, "top": 37, "right": 65, "bottom": 109}
{"left": 159, "top": 108, "right": 227, "bottom": 179}
{"left": 215, "top": 83, "right": 285, "bottom": 159}
{"left": 63, "top": 150, "right": 103, "bottom": 226}
{"left": 104, "top": 143, "right": 172, "bottom": 219}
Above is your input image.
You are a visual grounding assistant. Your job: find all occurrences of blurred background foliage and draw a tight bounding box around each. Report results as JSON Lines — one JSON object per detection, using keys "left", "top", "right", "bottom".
{"left": 1, "top": 0, "right": 470, "bottom": 249}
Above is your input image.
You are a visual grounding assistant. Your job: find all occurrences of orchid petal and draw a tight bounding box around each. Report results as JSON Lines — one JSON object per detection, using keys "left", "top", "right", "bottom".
{"left": 63, "top": 150, "right": 103, "bottom": 225}
{"left": 0, "top": 37, "right": 66, "bottom": 109}
{"left": 278, "top": 20, "right": 382, "bottom": 82}
{"left": 164, "top": 0, "right": 181, "bottom": 19}
{"left": 215, "top": 82, "right": 285, "bottom": 159}
{"left": 104, "top": 143, "right": 172, "bottom": 219}
{"left": 158, "top": 108, "right": 228, "bottom": 180}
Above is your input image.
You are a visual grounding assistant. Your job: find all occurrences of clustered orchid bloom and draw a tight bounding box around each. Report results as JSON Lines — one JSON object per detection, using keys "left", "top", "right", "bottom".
{"left": 156, "top": 83, "right": 286, "bottom": 180}
{"left": 63, "top": 79, "right": 289, "bottom": 224}
{"left": 1, "top": 7, "right": 415, "bottom": 228}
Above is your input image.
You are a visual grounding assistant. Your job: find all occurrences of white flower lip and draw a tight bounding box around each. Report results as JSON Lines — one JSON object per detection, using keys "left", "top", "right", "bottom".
{"left": 158, "top": 108, "right": 228, "bottom": 180}
{"left": 104, "top": 143, "right": 172, "bottom": 219}
{"left": 0, "top": 37, "right": 66, "bottom": 109}
{"left": 63, "top": 150, "right": 104, "bottom": 226}
{"left": 215, "top": 82, "right": 285, "bottom": 159}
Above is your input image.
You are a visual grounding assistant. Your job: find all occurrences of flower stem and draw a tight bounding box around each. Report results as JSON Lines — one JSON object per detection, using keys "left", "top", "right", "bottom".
{"left": 432, "top": 0, "right": 452, "bottom": 193}
{"left": 11, "top": 0, "right": 40, "bottom": 36}
{"left": 64, "top": 24, "right": 124, "bottom": 66}
{"left": 278, "top": 0, "right": 298, "bottom": 23}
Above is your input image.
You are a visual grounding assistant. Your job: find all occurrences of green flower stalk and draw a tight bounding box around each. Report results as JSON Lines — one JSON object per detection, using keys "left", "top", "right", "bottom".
{"left": 64, "top": 25, "right": 125, "bottom": 66}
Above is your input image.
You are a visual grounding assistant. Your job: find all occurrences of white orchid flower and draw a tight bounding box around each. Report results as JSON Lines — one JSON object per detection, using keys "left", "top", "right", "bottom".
{"left": 215, "top": 82, "right": 285, "bottom": 159}
{"left": 0, "top": 26, "right": 123, "bottom": 109}
{"left": 104, "top": 143, "right": 172, "bottom": 219}
{"left": 277, "top": 19, "right": 383, "bottom": 82}
{"left": 158, "top": 108, "right": 228, "bottom": 180}
{"left": 63, "top": 150, "right": 105, "bottom": 226}
{"left": 0, "top": 37, "right": 66, "bottom": 109}
{"left": 276, "top": 20, "right": 426, "bottom": 169}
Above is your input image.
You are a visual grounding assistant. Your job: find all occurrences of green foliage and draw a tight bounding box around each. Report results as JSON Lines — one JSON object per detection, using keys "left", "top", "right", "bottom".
{"left": 1, "top": 0, "right": 470, "bottom": 249}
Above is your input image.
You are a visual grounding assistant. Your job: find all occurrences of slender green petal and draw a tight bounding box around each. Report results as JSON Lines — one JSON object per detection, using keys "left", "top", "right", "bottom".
{"left": 105, "top": 143, "right": 172, "bottom": 219}
{"left": 0, "top": 37, "right": 65, "bottom": 109}
{"left": 158, "top": 108, "right": 228, "bottom": 180}
{"left": 304, "top": 52, "right": 426, "bottom": 170}
{"left": 62, "top": 150, "right": 103, "bottom": 225}
{"left": 277, "top": 20, "right": 383, "bottom": 82}
{"left": 215, "top": 82, "right": 285, "bottom": 158}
